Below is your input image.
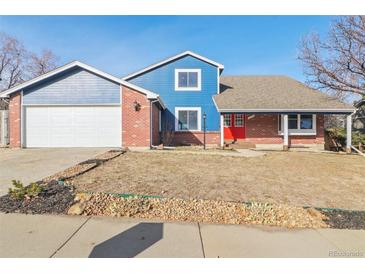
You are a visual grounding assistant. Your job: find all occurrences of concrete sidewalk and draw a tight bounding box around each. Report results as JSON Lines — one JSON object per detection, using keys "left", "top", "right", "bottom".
{"left": 0, "top": 213, "right": 364, "bottom": 258}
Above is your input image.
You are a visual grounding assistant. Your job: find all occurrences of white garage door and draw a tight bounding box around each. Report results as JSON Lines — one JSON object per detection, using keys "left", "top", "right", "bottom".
{"left": 24, "top": 106, "right": 121, "bottom": 147}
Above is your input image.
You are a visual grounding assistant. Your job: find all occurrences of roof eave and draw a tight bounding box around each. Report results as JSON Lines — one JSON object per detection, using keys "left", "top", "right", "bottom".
{"left": 0, "top": 61, "right": 159, "bottom": 100}
{"left": 122, "top": 50, "right": 224, "bottom": 80}
{"left": 216, "top": 108, "right": 355, "bottom": 114}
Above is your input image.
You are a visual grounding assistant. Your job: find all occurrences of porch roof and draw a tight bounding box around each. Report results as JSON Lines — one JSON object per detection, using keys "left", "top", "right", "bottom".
{"left": 213, "top": 76, "right": 354, "bottom": 114}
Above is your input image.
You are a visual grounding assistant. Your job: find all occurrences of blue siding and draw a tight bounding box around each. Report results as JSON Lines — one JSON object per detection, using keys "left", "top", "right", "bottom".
{"left": 129, "top": 55, "right": 220, "bottom": 131}
{"left": 23, "top": 67, "right": 120, "bottom": 105}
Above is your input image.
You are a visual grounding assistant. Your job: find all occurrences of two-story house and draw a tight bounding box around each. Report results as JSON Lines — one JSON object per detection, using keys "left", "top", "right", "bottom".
{"left": 0, "top": 51, "right": 355, "bottom": 151}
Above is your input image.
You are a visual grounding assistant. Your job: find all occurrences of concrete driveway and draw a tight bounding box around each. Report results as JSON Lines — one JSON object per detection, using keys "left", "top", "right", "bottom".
{"left": 0, "top": 148, "right": 107, "bottom": 195}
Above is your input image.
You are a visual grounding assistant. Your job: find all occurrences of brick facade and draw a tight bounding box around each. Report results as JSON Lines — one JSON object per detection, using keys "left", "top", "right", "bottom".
{"left": 171, "top": 131, "right": 220, "bottom": 146}
{"left": 7, "top": 87, "right": 325, "bottom": 149}
{"left": 244, "top": 114, "right": 325, "bottom": 145}
{"left": 122, "top": 85, "right": 154, "bottom": 147}
{"left": 9, "top": 92, "right": 21, "bottom": 148}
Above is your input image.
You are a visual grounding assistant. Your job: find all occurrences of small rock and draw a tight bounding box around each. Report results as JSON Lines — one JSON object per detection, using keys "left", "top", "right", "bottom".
{"left": 68, "top": 202, "right": 86, "bottom": 215}
{"left": 74, "top": 193, "right": 92, "bottom": 203}
{"left": 307, "top": 207, "right": 325, "bottom": 219}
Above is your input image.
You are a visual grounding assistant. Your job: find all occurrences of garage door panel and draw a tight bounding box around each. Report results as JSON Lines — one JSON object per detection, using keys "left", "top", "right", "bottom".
{"left": 25, "top": 106, "right": 121, "bottom": 147}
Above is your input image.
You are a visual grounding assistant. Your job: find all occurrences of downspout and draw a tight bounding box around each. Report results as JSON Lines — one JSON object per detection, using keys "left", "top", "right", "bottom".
{"left": 150, "top": 99, "right": 159, "bottom": 149}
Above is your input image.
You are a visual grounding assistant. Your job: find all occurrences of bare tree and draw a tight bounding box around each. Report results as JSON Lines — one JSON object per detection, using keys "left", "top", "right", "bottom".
{"left": 0, "top": 32, "right": 27, "bottom": 90}
{"left": 298, "top": 16, "right": 365, "bottom": 100}
{"left": 28, "top": 49, "right": 58, "bottom": 78}
{"left": 0, "top": 32, "right": 59, "bottom": 92}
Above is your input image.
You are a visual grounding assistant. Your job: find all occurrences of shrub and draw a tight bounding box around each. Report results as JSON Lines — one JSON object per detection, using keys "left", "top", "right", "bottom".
{"left": 8, "top": 180, "right": 44, "bottom": 200}
{"left": 326, "top": 128, "right": 365, "bottom": 150}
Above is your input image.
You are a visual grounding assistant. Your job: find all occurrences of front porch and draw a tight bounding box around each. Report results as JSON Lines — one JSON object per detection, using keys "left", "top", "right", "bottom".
{"left": 220, "top": 112, "right": 353, "bottom": 152}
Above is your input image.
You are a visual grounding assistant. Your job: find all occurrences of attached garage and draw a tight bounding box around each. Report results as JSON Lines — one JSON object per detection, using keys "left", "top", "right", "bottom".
{"left": 1, "top": 61, "right": 164, "bottom": 148}
{"left": 24, "top": 106, "right": 121, "bottom": 147}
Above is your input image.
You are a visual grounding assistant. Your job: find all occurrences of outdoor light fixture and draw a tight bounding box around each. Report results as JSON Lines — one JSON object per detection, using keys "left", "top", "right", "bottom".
{"left": 133, "top": 100, "right": 141, "bottom": 111}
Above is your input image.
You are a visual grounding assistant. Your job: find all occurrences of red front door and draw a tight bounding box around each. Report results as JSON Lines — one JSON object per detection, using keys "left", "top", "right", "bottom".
{"left": 223, "top": 114, "right": 245, "bottom": 140}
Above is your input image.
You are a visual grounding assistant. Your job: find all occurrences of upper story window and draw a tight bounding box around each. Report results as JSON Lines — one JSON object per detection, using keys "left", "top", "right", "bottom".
{"left": 175, "top": 69, "right": 201, "bottom": 91}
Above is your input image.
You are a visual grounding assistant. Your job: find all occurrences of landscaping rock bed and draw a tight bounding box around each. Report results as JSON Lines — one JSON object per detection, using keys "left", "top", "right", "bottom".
{"left": 76, "top": 193, "right": 329, "bottom": 229}
{"left": 318, "top": 209, "right": 365, "bottom": 230}
{"left": 0, "top": 181, "right": 75, "bottom": 214}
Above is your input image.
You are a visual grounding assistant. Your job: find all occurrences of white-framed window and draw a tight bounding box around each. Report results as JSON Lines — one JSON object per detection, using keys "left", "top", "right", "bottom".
{"left": 175, "top": 69, "right": 201, "bottom": 91}
{"left": 175, "top": 107, "right": 201, "bottom": 131}
{"left": 223, "top": 114, "right": 232, "bottom": 127}
{"left": 278, "top": 114, "right": 316, "bottom": 135}
{"left": 234, "top": 114, "right": 244, "bottom": 127}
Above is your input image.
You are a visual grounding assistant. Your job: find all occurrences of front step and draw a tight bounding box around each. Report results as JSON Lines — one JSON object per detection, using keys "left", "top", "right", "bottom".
{"left": 224, "top": 140, "right": 256, "bottom": 149}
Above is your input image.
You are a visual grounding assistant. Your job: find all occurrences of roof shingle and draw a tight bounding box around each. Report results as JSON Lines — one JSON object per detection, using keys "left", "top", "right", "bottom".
{"left": 214, "top": 76, "right": 354, "bottom": 112}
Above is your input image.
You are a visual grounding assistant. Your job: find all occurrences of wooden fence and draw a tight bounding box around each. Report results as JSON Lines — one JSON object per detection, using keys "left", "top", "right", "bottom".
{"left": 0, "top": 110, "right": 9, "bottom": 146}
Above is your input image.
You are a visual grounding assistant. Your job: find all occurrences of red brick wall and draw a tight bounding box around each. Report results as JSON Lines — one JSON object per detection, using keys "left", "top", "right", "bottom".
{"left": 172, "top": 131, "right": 220, "bottom": 146}
{"left": 121, "top": 86, "right": 151, "bottom": 147}
{"left": 152, "top": 103, "right": 160, "bottom": 146}
{"left": 9, "top": 92, "right": 21, "bottom": 148}
{"left": 244, "top": 114, "right": 325, "bottom": 145}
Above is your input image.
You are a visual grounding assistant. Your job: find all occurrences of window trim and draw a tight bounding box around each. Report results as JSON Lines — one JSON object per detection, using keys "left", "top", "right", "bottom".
{"left": 174, "top": 69, "right": 202, "bottom": 91}
{"left": 175, "top": 107, "right": 201, "bottom": 132}
{"left": 223, "top": 114, "right": 232, "bottom": 127}
{"left": 234, "top": 114, "right": 245, "bottom": 127}
{"left": 278, "top": 114, "right": 317, "bottom": 135}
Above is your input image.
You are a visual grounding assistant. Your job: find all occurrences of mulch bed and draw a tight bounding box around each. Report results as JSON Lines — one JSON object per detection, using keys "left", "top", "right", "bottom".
{"left": 318, "top": 209, "right": 365, "bottom": 230}
{"left": 0, "top": 181, "right": 75, "bottom": 214}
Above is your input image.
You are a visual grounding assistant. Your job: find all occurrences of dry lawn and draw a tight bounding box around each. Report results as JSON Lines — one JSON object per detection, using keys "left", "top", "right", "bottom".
{"left": 70, "top": 151, "right": 365, "bottom": 210}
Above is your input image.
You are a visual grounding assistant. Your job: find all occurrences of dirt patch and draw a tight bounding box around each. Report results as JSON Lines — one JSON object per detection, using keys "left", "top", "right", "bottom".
{"left": 80, "top": 193, "right": 328, "bottom": 229}
{"left": 70, "top": 151, "right": 365, "bottom": 210}
{"left": 0, "top": 181, "right": 75, "bottom": 214}
{"left": 43, "top": 149, "right": 125, "bottom": 182}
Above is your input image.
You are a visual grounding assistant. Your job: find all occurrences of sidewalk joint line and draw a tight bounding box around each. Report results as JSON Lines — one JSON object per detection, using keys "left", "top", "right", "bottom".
{"left": 49, "top": 216, "right": 92, "bottom": 258}
{"left": 313, "top": 229, "right": 343, "bottom": 252}
{"left": 197, "top": 222, "right": 206, "bottom": 258}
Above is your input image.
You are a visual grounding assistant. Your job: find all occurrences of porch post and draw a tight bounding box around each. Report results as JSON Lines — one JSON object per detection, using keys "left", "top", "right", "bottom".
{"left": 346, "top": 114, "right": 352, "bottom": 153}
{"left": 283, "top": 114, "right": 289, "bottom": 151}
{"left": 220, "top": 114, "right": 224, "bottom": 147}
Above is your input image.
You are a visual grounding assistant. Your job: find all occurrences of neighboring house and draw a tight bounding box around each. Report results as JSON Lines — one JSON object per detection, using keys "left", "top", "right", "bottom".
{"left": 354, "top": 99, "right": 365, "bottom": 132}
{"left": 0, "top": 50, "right": 355, "bottom": 150}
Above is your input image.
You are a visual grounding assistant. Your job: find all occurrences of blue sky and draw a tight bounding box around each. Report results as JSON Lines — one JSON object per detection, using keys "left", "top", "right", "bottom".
{"left": 0, "top": 16, "right": 335, "bottom": 81}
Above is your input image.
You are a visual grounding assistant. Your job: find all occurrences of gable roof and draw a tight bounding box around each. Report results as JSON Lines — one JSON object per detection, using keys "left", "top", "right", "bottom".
{"left": 122, "top": 51, "right": 224, "bottom": 80}
{"left": 0, "top": 61, "right": 164, "bottom": 106}
{"left": 213, "top": 76, "right": 354, "bottom": 113}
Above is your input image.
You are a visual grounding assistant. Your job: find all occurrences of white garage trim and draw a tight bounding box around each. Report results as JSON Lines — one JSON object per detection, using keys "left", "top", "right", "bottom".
{"left": 24, "top": 105, "right": 121, "bottom": 148}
